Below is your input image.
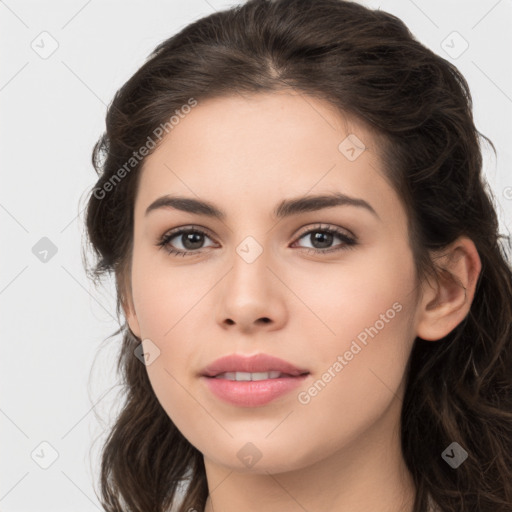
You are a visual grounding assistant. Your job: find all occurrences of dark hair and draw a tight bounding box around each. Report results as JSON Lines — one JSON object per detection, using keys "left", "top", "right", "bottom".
{"left": 84, "top": 0, "right": 512, "bottom": 510}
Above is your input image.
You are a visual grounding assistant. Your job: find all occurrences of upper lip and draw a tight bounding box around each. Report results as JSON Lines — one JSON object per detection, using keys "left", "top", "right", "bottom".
{"left": 201, "top": 353, "right": 309, "bottom": 377}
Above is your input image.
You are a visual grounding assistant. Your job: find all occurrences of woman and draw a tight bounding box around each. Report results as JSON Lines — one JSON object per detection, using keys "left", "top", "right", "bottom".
{"left": 84, "top": 0, "right": 512, "bottom": 510}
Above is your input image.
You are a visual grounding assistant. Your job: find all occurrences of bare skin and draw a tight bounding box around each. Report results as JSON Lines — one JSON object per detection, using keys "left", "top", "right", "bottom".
{"left": 122, "top": 90, "right": 481, "bottom": 512}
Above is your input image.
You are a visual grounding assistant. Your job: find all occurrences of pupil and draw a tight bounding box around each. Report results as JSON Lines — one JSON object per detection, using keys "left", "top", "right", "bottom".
{"left": 183, "top": 232, "right": 204, "bottom": 250}
{"left": 312, "top": 231, "right": 332, "bottom": 249}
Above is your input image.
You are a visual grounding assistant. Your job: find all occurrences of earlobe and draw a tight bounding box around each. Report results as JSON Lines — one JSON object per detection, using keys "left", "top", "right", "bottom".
{"left": 415, "top": 237, "right": 482, "bottom": 342}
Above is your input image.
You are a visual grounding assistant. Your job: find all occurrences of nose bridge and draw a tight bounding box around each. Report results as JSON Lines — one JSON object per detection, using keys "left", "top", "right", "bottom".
{"left": 216, "top": 231, "right": 287, "bottom": 331}
{"left": 228, "top": 233, "right": 272, "bottom": 298}
{"left": 235, "top": 233, "right": 267, "bottom": 266}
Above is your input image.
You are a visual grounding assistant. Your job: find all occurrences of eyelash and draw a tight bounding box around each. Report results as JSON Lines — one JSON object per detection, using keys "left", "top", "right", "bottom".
{"left": 156, "top": 223, "right": 357, "bottom": 257}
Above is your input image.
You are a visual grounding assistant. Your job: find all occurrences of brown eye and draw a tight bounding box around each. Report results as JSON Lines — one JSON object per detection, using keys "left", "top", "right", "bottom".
{"left": 157, "top": 228, "right": 216, "bottom": 256}
{"left": 292, "top": 225, "right": 357, "bottom": 254}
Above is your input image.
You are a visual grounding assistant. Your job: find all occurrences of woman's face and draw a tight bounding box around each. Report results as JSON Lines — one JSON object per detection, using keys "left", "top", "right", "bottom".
{"left": 125, "top": 90, "right": 422, "bottom": 473}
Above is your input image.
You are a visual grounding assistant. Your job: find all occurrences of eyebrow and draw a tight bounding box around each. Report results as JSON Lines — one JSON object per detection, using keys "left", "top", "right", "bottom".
{"left": 144, "top": 192, "right": 380, "bottom": 220}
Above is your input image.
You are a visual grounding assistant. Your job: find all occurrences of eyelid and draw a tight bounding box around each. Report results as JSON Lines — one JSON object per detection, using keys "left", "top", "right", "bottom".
{"left": 294, "top": 222, "right": 355, "bottom": 240}
{"left": 162, "top": 224, "right": 217, "bottom": 240}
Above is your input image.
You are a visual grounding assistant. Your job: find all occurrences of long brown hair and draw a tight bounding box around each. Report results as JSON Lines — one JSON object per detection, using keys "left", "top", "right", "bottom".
{"left": 84, "top": 1, "right": 512, "bottom": 510}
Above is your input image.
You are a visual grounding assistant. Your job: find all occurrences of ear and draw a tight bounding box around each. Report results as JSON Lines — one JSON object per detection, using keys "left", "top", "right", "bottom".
{"left": 124, "top": 296, "right": 142, "bottom": 339}
{"left": 415, "top": 236, "right": 482, "bottom": 341}
{"left": 118, "top": 273, "right": 142, "bottom": 339}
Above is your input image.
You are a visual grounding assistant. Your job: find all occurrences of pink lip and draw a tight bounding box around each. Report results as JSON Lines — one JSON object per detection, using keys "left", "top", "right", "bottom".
{"left": 200, "top": 353, "right": 309, "bottom": 377}
{"left": 201, "top": 375, "right": 309, "bottom": 407}
{"left": 200, "top": 353, "right": 310, "bottom": 407}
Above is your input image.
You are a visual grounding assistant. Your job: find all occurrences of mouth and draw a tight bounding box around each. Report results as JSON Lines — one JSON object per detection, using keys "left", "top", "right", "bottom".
{"left": 207, "top": 370, "right": 309, "bottom": 381}
{"left": 200, "top": 353, "right": 310, "bottom": 378}
{"left": 199, "top": 353, "right": 311, "bottom": 407}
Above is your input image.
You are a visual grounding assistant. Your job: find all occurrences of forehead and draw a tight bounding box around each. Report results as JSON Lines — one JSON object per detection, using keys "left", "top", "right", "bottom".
{"left": 134, "top": 91, "right": 399, "bottom": 223}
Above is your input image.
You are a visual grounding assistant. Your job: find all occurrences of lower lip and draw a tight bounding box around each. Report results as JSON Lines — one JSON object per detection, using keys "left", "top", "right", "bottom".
{"left": 201, "top": 374, "right": 309, "bottom": 407}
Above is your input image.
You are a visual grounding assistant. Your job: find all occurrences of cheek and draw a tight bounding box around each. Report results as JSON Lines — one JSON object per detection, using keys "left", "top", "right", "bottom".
{"left": 129, "top": 255, "right": 213, "bottom": 429}
{"left": 293, "top": 248, "right": 417, "bottom": 415}
{"left": 131, "top": 250, "right": 211, "bottom": 338}
{"left": 296, "top": 242, "right": 416, "bottom": 352}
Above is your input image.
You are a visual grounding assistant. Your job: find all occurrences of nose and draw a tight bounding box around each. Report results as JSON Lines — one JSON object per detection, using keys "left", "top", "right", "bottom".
{"left": 215, "top": 246, "right": 288, "bottom": 334}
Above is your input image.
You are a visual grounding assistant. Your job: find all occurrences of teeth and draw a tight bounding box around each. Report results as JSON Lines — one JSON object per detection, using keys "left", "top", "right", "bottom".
{"left": 215, "top": 371, "right": 283, "bottom": 381}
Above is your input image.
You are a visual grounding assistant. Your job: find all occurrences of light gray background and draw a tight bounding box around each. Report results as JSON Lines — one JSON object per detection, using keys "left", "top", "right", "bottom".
{"left": 1, "top": 0, "right": 511, "bottom": 510}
